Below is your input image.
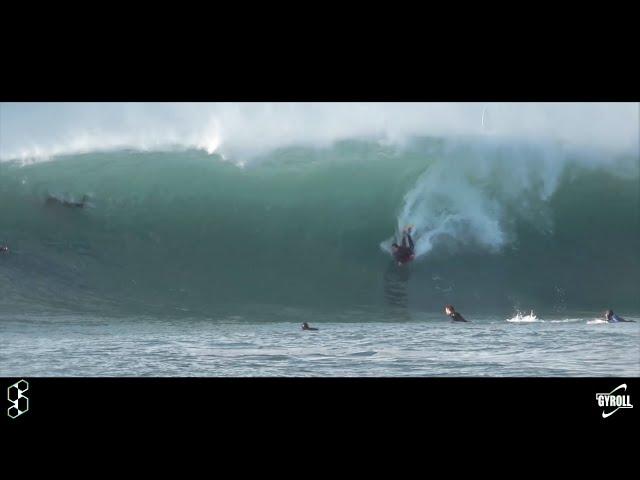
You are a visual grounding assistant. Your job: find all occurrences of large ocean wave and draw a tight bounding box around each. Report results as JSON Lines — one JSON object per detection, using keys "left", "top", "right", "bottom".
{"left": 1, "top": 103, "right": 638, "bottom": 317}
{"left": 1, "top": 133, "right": 638, "bottom": 317}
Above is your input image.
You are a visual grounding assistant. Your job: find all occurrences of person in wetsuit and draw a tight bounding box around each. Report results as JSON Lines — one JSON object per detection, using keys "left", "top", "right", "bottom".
{"left": 445, "top": 304, "right": 468, "bottom": 322}
{"left": 0, "top": 245, "right": 8, "bottom": 253}
{"left": 391, "top": 226, "right": 415, "bottom": 266}
{"left": 302, "top": 322, "right": 319, "bottom": 331}
{"left": 46, "top": 194, "right": 90, "bottom": 209}
{"left": 605, "top": 309, "right": 635, "bottom": 323}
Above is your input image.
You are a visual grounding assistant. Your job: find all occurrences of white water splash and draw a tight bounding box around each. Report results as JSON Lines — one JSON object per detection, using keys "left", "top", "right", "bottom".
{"left": 507, "top": 310, "right": 539, "bottom": 323}
{"left": 2, "top": 103, "right": 637, "bottom": 163}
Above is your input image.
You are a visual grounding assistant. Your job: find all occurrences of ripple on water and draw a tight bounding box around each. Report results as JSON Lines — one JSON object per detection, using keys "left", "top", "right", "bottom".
{"left": 1, "top": 315, "right": 639, "bottom": 376}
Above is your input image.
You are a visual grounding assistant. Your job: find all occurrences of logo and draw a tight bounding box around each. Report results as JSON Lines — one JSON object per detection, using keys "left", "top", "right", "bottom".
{"left": 7, "top": 380, "right": 29, "bottom": 419}
{"left": 596, "top": 384, "right": 633, "bottom": 419}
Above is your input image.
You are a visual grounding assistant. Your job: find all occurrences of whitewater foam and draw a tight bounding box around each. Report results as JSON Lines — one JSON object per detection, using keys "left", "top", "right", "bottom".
{"left": 587, "top": 319, "right": 609, "bottom": 325}
{"left": 507, "top": 311, "right": 539, "bottom": 323}
{"left": 2, "top": 103, "right": 638, "bottom": 164}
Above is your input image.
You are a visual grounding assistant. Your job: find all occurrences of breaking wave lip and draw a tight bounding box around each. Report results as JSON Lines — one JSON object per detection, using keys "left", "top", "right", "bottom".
{"left": 0, "top": 143, "right": 230, "bottom": 167}
{"left": 2, "top": 102, "right": 638, "bottom": 166}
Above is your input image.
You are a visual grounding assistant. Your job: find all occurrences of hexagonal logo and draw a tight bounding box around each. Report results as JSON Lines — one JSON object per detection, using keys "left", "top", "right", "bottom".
{"left": 7, "top": 380, "right": 29, "bottom": 419}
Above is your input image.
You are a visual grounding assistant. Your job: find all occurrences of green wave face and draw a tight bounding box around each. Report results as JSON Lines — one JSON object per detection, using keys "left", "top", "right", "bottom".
{"left": 1, "top": 137, "right": 638, "bottom": 317}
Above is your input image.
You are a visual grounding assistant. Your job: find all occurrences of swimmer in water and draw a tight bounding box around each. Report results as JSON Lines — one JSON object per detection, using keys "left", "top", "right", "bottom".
{"left": 444, "top": 304, "right": 468, "bottom": 322}
{"left": 46, "top": 194, "right": 90, "bottom": 209}
{"left": 391, "top": 226, "right": 415, "bottom": 266}
{"left": 0, "top": 245, "right": 8, "bottom": 253}
{"left": 604, "top": 309, "right": 635, "bottom": 323}
{"left": 302, "top": 322, "right": 318, "bottom": 331}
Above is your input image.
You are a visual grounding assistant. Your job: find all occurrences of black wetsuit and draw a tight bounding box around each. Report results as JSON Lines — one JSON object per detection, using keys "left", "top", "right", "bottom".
{"left": 448, "top": 312, "right": 467, "bottom": 322}
{"left": 46, "top": 196, "right": 86, "bottom": 208}
{"left": 394, "top": 232, "right": 415, "bottom": 264}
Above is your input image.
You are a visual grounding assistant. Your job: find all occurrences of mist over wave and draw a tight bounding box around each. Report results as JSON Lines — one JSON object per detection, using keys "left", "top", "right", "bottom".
{"left": 385, "top": 134, "right": 638, "bottom": 258}
{"left": 1, "top": 103, "right": 638, "bottom": 162}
